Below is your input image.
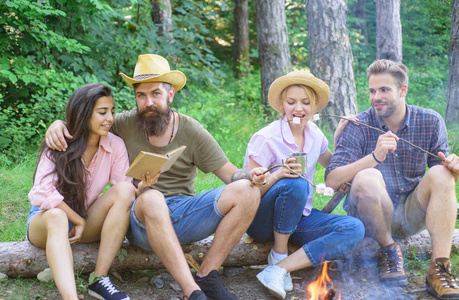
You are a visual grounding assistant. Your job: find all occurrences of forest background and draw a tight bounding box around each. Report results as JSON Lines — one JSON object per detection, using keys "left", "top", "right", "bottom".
{"left": 0, "top": 0, "right": 458, "bottom": 271}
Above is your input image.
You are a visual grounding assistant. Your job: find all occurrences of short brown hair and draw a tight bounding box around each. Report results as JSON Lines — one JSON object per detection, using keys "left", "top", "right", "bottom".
{"left": 367, "top": 59, "right": 409, "bottom": 88}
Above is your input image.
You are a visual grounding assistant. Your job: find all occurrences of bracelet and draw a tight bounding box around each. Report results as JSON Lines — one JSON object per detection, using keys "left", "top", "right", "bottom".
{"left": 372, "top": 151, "right": 382, "bottom": 164}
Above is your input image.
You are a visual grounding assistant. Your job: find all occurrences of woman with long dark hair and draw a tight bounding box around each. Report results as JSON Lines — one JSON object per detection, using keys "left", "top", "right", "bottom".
{"left": 27, "top": 83, "right": 158, "bottom": 300}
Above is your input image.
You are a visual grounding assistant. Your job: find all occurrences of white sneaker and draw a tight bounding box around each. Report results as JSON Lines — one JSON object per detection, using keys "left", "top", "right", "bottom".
{"left": 268, "top": 249, "right": 293, "bottom": 291}
{"left": 256, "top": 265, "right": 287, "bottom": 299}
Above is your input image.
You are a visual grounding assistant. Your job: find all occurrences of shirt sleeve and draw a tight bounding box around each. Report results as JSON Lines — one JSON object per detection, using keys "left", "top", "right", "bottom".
{"left": 246, "top": 133, "right": 276, "bottom": 169}
{"left": 192, "top": 125, "right": 229, "bottom": 173}
{"left": 428, "top": 113, "right": 449, "bottom": 168}
{"left": 28, "top": 152, "right": 64, "bottom": 210}
{"left": 109, "top": 136, "right": 133, "bottom": 185}
{"left": 325, "top": 124, "right": 365, "bottom": 180}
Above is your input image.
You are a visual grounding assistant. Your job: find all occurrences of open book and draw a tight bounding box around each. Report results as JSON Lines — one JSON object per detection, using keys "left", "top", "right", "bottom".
{"left": 125, "top": 145, "right": 186, "bottom": 180}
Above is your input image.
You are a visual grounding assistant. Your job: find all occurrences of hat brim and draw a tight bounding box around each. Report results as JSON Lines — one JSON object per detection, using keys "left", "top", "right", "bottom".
{"left": 120, "top": 70, "right": 187, "bottom": 92}
{"left": 268, "top": 72, "right": 330, "bottom": 113}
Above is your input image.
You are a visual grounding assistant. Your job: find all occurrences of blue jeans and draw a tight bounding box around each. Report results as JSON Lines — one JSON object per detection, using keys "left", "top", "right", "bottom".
{"left": 126, "top": 186, "right": 226, "bottom": 251}
{"left": 247, "top": 178, "right": 365, "bottom": 267}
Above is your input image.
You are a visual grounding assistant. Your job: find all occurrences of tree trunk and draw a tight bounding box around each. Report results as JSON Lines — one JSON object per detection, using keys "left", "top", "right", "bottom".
{"left": 446, "top": 0, "right": 459, "bottom": 124}
{"left": 233, "top": 0, "right": 250, "bottom": 78}
{"left": 3, "top": 229, "right": 459, "bottom": 278}
{"left": 255, "top": 0, "right": 291, "bottom": 109}
{"left": 151, "top": 0, "right": 173, "bottom": 39}
{"left": 305, "top": 0, "right": 358, "bottom": 131}
{"left": 353, "top": 0, "right": 367, "bottom": 45}
{"left": 375, "top": 0, "right": 402, "bottom": 62}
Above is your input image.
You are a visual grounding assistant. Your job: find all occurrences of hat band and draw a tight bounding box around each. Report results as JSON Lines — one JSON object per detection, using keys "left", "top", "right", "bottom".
{"left": 133, "top": 74, "right": 160, "bottom": 80}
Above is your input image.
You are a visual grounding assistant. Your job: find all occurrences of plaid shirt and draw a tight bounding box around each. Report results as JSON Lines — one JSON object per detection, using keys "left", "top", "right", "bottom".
{"left": 325, "top": 104, "right": 448, "bottom": 207}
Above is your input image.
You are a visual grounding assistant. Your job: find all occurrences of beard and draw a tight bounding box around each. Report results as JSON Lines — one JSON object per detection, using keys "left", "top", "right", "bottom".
{"left": 137, "top": 100, "right": 172, "bottom": 138}
{"left": 374, "top": 99, "right": 400, "bottom": 119}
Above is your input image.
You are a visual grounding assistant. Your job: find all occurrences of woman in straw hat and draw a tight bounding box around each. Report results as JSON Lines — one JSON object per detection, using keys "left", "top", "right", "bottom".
{"left": 243, "top": 70, "right": 365, "bottom": 299}
{"left": 27, "top": 83, "right": 158, "bottom": 300}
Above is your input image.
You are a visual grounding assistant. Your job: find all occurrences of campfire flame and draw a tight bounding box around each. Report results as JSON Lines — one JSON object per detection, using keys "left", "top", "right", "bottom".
{"left": 306, "top": 261, "right": 341, "bottom": 300}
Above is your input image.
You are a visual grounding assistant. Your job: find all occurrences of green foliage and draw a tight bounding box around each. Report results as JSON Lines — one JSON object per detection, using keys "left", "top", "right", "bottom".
{"left": 1, "top": 0, "right": 225, "bottom": 164}
{"left": 285, "top": 1, "right": 308, "bottom": 66}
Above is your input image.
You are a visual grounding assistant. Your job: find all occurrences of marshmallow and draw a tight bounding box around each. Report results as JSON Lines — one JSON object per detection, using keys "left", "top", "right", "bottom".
{"left": 313, "top": 114, "right": 320, "bottom": 121}
{"left": 323, "top": 187, "right": 334, "bottom": 196}
{"left": 315, "top": 183, "right": 326, "bottom": 194}
{"left": 292, "top": 117, "right": 301, "bottom": 124}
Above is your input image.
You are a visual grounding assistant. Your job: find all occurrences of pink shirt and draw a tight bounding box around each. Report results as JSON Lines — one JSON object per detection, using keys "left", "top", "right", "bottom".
{"left": 244, "top": 117, "right": 328, "bottom": 216}
{"left": 28, "top": 133, "right": 132, "bottom": 210}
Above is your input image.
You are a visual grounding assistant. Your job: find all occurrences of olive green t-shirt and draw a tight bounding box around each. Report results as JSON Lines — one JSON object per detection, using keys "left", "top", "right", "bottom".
{"left": 111, "top": 109, "right": 229, "bottom": 197}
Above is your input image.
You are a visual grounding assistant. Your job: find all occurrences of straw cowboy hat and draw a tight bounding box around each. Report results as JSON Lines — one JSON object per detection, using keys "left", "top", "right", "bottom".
{"left": 120, "top": 54, "right": 187, "bottom": 91}
{"left": 268, "top": 70, "right": 330, "bottom": 113}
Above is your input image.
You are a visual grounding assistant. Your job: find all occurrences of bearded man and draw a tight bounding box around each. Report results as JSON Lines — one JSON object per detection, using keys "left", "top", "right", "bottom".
{"left": 326, "top": 59, "right": 459, "bottom": 300}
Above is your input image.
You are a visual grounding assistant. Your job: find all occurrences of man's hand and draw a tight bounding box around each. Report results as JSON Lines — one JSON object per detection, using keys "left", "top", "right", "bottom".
{"left": 439, "top": 152, "right": 459, "bottom": 179}
{"left": 45, "top": 120, "right": 73, "bottom": 151}
{"left": 137, "top": 170, "right": 161, "bottom": 196}
{"left": 373, "top": 131, "right": 399, "bottom": 163}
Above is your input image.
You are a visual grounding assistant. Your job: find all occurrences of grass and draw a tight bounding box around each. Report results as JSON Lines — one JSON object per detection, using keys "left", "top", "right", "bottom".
{"left": 0, "top": 154, "right": 36, "bottom": 242}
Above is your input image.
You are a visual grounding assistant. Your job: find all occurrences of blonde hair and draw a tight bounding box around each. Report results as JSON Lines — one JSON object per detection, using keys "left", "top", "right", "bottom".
{"left": 278, "top": 84, "right": 317, "bottom": 117}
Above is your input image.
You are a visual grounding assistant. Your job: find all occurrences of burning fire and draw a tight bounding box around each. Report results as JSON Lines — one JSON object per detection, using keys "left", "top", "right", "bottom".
{"left": 306, "top": 262, "right": 341, "bottom": 300}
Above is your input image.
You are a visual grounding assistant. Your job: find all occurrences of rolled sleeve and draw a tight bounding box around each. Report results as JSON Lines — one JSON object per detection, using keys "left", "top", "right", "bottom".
{"left": 28, "top": 153, "right": 64, "bottom": 210}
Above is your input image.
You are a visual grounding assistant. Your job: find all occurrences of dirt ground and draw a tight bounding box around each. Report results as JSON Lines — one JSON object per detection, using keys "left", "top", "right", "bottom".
{"left": 1, "top": 256, "right": 440, "bottom": 300}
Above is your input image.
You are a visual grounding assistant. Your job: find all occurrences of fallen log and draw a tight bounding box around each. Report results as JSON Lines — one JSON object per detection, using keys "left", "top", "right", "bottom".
{"left": 0, "top": 235, "right": 272, "bottom": 278}
{"left": 2, "top": 229, "right": 459, "bottom": 278}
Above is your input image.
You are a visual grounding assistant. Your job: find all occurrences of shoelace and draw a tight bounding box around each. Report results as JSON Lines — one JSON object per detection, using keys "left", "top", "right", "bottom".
{"left": 99, "top": 277, "right": 121, "bottom": 295}
{"left": 381, "top": 248, "right": 403, "bottom": 273}
{"left": 435, "top": 262, "right": 459, "bottom": 289}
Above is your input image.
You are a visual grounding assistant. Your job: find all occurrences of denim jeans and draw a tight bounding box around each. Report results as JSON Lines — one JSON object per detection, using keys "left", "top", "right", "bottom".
{"left": 247, "top": 178, "right": 365, "bottom": 267}
{"left": 126, "top": 186, "right": 226, "bottom": 251}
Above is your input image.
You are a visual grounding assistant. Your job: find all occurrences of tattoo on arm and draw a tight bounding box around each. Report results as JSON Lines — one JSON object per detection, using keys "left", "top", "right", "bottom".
{"left": 231, "top": 169, "right": 251, "bottom": 182}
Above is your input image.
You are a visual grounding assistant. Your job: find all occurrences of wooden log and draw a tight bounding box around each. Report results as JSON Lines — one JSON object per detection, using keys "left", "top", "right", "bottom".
{"left": 0, "top": 236, "right": 272, "bottom": 278}
{"left": 2, "top": 229, "right": 459, "bottom": 278}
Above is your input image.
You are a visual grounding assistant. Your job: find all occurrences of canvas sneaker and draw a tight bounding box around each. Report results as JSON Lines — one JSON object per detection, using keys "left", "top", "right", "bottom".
{"left": 257, "top": 265, "right": 287, "bottom": 299}
{"left": 194, "top": 270, "right": 237, "bottom": 300}
{"left": 184, "top": 290, "right": 208, "bottom": 300}
{"left": 268, "top": 248, "right": 293, "bottom": 291}
{"left": 378, "top": 243, "right": 407, "bottom": 287}
{"left": 87, "top": 276, "right": 129, "bottom": 300}
{"left": 426, "top": 258, "right": 459, "bottom": 299}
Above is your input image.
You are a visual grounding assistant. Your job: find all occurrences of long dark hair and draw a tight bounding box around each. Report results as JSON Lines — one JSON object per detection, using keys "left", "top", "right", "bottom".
{"left": 34, "top": 83, "right": 112, "bottom": 218}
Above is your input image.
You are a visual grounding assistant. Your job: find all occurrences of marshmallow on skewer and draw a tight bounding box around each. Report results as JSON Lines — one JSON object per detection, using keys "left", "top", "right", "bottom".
{"left": 313, "top": 114, "right": 320, "bottom": 121}
{"left": 292, "top": 117, "right": 301, "bottom": 124}
{"left": 315, "top": 183, "right": 326, "bottom": 194}
{"left": 323, "top": 187, "right": 334, "bottom": 197}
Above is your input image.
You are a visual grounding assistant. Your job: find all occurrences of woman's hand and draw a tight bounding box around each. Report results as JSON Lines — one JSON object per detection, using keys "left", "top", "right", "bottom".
{"left": 334, "top": 115, "right": 359, "bottom": 149}
{"left": 250, "top": 167, "right": 270, "bottom": 186}
{"left": 137, "top": 170, "right": 161, "bottom": 196}
{"left": 68, "top": 218, "right": 85, "bottom": 244}
{"left": 273, "top": 157, "right": 301, "bottom": 180}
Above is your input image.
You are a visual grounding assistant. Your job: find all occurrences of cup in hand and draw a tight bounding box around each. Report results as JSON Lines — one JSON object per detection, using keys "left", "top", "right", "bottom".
{"left": 288, "top": 152, "right": 307, "bottom": 175}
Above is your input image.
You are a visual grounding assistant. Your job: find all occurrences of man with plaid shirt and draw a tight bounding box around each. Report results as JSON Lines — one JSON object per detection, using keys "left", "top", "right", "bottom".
{"left": 326, "top": 59, "right": 459, "bottom": 300}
